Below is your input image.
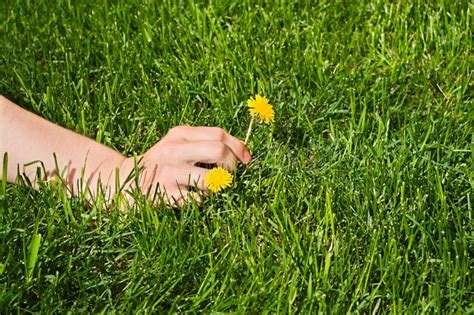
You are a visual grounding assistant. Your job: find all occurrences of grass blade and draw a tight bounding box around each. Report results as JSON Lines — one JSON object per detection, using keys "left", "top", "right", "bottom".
{"left": 26, "top": 234, "right": 42, "bottom": 282}
{"left": 1, "top": 152, "right": 7, "bottom": 214}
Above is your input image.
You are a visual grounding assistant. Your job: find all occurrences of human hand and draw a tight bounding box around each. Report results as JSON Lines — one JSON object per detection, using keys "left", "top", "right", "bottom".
{"left": 119, "top": 126, "right": 251, "bottom": 206}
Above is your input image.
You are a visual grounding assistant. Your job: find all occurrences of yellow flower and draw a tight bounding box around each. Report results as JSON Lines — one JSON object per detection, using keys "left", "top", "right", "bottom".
{"left": 247, "top": 95, "right": 274, "bottom": 124}
{"left": 205, "top": 167, "right": 233, "bottom": 193}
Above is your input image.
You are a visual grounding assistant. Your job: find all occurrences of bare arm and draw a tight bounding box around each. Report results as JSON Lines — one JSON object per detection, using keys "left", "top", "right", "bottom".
{"left": 0, "top": 96, "right": 251, "bottom": 206}
{"left": 0, "top": 96, "right": 126, "bottom": 198}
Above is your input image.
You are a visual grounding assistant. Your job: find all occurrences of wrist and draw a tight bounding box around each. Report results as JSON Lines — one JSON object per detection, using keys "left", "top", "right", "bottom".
{"left": 113, "top": 155, "right": 144, "bottom": 198}
{"left": 116, "top": 156, "right": 135, "bottom": 188}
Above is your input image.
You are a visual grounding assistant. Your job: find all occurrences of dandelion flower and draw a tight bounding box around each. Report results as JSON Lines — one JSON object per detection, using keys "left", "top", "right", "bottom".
{"left": 247, "top": 95, "right": 274, "bottom": 124}
{"left": 205, "top": 167, "right": 233, "bottom": 193}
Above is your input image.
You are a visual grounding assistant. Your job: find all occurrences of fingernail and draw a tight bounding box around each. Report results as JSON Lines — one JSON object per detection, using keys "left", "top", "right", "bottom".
{"left": 244, "top": 151, "right": 251, "bottom": 164}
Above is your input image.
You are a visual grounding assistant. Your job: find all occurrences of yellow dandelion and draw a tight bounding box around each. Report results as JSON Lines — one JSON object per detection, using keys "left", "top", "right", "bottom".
{"left": 205, "top": 167, "right": 233, "bottom": 193}
{"left": 247, "top": 95, "right": 274, "bottom": 124}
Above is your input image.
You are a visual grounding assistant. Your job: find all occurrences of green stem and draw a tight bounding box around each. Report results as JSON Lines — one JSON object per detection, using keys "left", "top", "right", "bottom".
{"left": 244, "top": 117, "right": 254, "bottom": 144}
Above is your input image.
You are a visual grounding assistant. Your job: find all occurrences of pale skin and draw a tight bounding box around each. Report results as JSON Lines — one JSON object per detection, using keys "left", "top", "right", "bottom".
{"left": 0, "top": 96, "right": 251, "bottom": 206}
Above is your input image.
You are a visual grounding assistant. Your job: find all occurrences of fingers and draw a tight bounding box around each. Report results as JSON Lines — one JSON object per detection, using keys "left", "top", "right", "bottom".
{"left": 175, "top": 166, "right": 209, "bottom": 190}
{"left": 161, "top": 167, "right": 209, "bottom": 207}
{"left": 168, "top": 126, "right": 251, "bottom": 164}
{"left": 137, "top": 125, "right": 249, "bottom": 208}
{"left": 181, "top": 141, "right": 238, "bottom": 171}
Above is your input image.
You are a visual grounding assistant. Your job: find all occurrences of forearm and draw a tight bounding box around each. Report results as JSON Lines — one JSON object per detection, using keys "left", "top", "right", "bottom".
{"left": 0, "top": 96, "right": 127, "bottom": 199}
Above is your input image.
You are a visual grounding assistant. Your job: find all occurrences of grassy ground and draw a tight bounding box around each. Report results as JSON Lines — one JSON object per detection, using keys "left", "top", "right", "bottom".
{"left": 0, "top": 0, "right": 472, "bottom": 312}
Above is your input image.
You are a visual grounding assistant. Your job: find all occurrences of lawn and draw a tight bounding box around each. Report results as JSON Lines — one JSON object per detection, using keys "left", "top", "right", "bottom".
{"left": 0, "top": 0, "right": 472, "bottom": 312}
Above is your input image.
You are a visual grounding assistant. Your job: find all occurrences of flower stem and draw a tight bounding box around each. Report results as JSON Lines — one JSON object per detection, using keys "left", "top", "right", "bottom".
{"left": 244, "top": 117, "right": 254, "bottom": 145}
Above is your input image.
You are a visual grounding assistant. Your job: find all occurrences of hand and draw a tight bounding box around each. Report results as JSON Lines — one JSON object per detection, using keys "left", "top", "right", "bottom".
{"left": 119, "top": 126, "right": 251, "bottom": 206}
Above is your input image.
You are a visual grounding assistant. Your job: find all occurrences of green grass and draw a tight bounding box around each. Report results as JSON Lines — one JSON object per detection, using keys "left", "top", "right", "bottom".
{"left": 1, "top": 0, "right": 472, "bottom": 312}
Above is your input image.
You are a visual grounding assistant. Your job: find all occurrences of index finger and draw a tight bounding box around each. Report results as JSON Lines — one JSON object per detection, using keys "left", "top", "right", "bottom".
{"left": 173, "top": 126, "right": 252, "bottom": 164}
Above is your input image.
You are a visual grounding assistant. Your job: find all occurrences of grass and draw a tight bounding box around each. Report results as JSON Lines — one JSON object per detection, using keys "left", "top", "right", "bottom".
{"left": 0, "top": 0, "right": 472, "bottom": 312}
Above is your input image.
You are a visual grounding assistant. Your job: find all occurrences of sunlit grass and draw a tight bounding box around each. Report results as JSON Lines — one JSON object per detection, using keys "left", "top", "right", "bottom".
{"left": 0, "top": 0, "right": 472, "bottom": 312}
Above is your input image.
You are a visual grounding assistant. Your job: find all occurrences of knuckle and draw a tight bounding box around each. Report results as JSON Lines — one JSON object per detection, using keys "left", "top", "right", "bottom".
{"left": 167, "top": 127, "right": 178, "bottom": 136}
{"left": 168, "top": 126, "right": 185, "bottom": 137}
{"left": 212, "top": 127, "right": 226, "bottom": 141}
